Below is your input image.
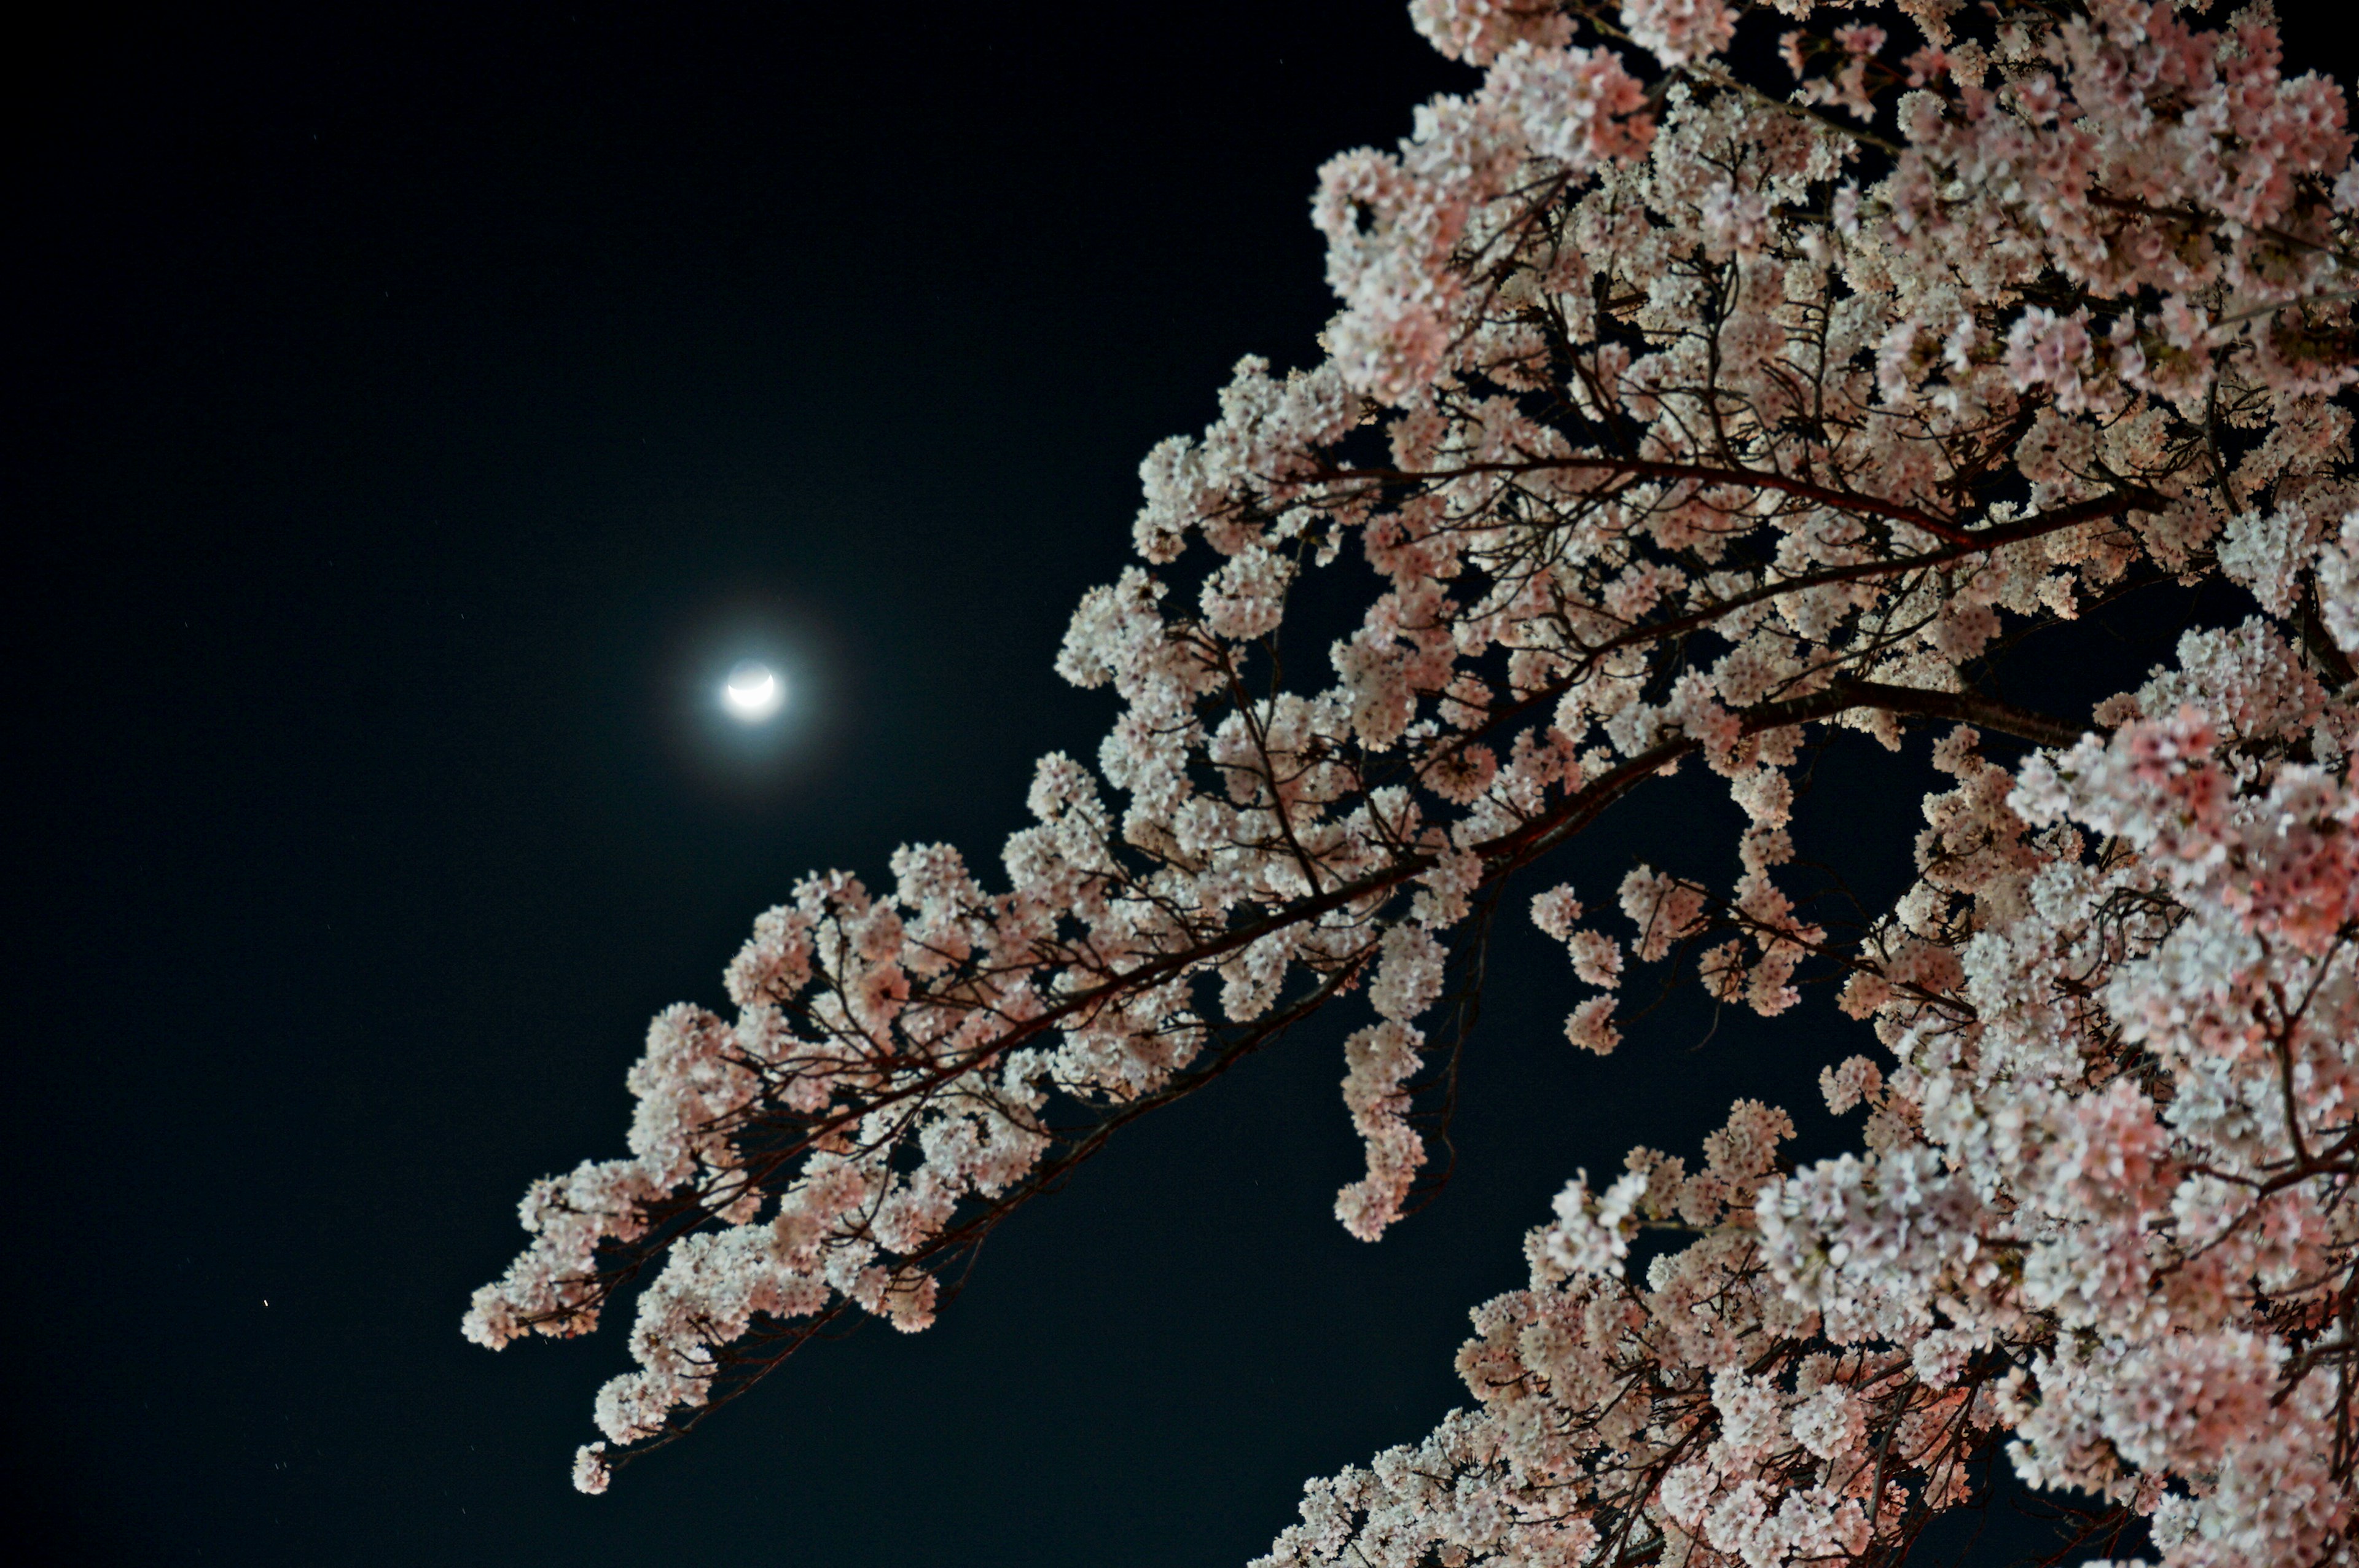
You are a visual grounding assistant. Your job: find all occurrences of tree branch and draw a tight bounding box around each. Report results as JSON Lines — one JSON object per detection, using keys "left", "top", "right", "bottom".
{"left": 1330, "top": 454, "right": 1982, "bottom": 544}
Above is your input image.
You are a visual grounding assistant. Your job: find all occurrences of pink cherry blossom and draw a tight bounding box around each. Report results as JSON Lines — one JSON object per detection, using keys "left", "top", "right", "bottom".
{"left": 469, "top": 7, "right": 2359, "bottom": 1558}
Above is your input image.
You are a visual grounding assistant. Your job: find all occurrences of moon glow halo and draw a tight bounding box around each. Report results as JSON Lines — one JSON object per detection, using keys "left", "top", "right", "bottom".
{"left": 721, "top": 660, "right": 784, "bottom": 722}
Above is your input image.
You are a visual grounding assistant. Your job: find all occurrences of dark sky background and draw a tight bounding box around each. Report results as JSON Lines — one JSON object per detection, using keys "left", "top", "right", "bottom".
{"left": 10, "top": 4, "right": 2352, "bottom": 1565}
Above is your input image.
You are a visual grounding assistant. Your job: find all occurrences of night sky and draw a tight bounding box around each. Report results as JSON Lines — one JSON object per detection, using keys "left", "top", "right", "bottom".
{"left": 11, "top": 4, "right": 2353, "bottom": 1565}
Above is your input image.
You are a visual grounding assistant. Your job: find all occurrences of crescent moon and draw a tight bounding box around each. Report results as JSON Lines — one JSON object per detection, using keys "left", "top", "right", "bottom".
{"left": 722, "top": 663, "right": 784, "bottom": 720}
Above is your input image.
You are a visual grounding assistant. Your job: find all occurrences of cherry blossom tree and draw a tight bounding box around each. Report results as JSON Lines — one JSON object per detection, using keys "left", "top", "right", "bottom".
{"left": 467, "top": 1, "right": 2359, "bottom": 1561}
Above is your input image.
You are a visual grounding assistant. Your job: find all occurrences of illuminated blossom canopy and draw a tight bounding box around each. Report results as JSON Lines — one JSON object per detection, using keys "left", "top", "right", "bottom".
{"left": 468, "top": 1, "right": 2359, "bottom": 1561}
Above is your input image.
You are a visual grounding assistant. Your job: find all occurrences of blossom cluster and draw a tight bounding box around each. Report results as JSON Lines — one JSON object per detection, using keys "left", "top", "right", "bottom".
{"left": 1266, "top": 622, "right": 2359, "bottom": 1568}
{"left": 470, "top": 0, "right": 2359, "bottom": 1545}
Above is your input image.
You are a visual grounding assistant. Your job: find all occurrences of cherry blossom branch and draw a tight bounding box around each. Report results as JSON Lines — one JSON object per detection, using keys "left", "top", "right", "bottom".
{"left": 1321, "top": 454, "right": 1981, "bottom": 544}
